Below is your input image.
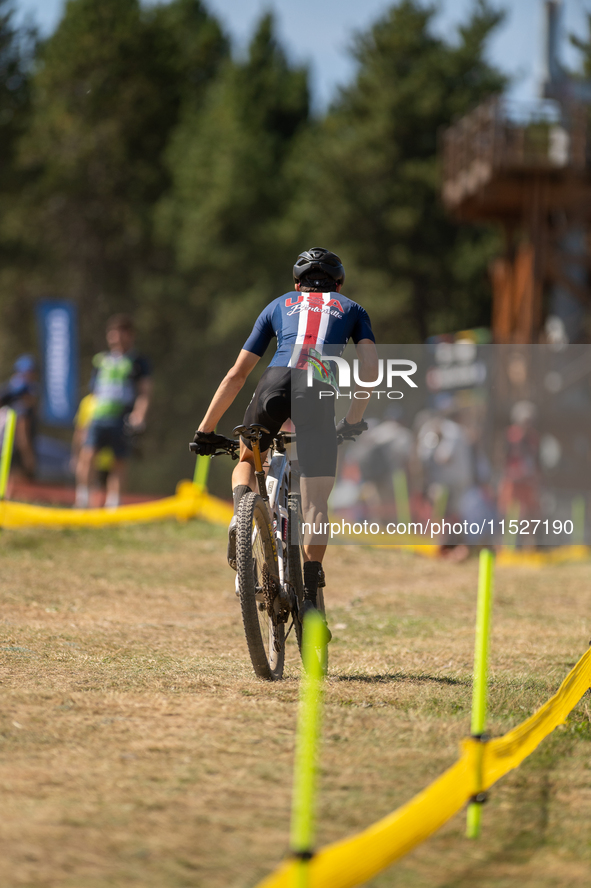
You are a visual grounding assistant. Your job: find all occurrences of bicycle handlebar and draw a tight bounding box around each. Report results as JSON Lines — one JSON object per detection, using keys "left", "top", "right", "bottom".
{"left": 189, "top": 436, "right": 239, "bottom": 459}
{"left": 189, "top": 421, "right": 364, "bottom": 459}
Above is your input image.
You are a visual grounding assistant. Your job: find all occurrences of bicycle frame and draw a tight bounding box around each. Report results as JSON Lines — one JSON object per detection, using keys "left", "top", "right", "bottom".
{"left": 235, "top": 430, "right": 299, "bottom": 598}
{"left": 192, "top": 419, "right": 358, "bottom": 678}
{"left": 192, "top": 421, "right": 341, "bottom": 678}
{"left": 193, "top": 424, "right": 336, "bottom": 678}
{"left": 265, "top": 443, "right": 289, "bottom": 589}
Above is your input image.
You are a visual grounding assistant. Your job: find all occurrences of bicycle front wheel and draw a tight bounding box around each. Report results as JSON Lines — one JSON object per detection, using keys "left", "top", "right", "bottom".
{"left": 236, "top": 492, "right": 285, "bottom": 680}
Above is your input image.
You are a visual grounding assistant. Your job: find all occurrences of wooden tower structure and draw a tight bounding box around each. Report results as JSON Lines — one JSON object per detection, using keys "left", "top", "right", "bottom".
{"left": 441, "top": 2, "right": 591, "bottom": 344}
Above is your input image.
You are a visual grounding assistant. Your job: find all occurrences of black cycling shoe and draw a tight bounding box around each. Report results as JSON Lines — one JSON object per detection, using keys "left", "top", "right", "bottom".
{"left": 227, "top": 516, "right": 237, "bottom": 570}
{"left": 299, "top": 598, "right": 332, "bottom": 643}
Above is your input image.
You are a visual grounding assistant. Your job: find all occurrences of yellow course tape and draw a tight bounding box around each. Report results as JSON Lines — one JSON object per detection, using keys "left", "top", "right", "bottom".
{"left": 400, "top": 543, "right": 591, "bottom": 567}
{"left": 0, "top": 480, "right": 233, "bottom": 529}
{"left": 3, "top": 482, "right": 589, "bottom": 884}
{"left": 495, "top": 545, "right": 591, "bottom": 567}
{"left": 256, "top": 647, "right": 591, "bottom": 888}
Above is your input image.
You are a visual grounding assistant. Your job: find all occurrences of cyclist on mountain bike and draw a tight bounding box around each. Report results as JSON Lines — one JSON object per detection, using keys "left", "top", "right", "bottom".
{"left": 193, "top": 248, "right": 378, "bottom": 630}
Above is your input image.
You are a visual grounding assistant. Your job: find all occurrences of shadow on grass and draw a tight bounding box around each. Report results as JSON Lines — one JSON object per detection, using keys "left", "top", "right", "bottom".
{"left": 435, "top": 776, "right": 553, "bottom": 888}
{"left": 336, "top": 672, "right": 470, "bottom": 687}
{"left": 434, "top": 730, "right": 580, "bottom": 888}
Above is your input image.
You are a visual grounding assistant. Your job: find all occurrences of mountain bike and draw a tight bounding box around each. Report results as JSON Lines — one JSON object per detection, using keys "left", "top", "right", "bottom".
{"left": 190, "top": 424, "right": 325, "bottom": 681}
{"left": 190, "top": 419, "right": 366, "bottom": 680}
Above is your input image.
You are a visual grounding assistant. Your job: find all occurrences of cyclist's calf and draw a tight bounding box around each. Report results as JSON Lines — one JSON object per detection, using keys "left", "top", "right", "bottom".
{"left": 300, "top": 475, "right": 334, "bottom": 563}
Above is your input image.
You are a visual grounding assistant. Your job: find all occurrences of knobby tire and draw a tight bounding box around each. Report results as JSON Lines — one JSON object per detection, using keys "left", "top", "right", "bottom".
{"left": 287, "top": 494, "right": 328, "bottom": 675}
{"left": 236, "top": 492, "right": 285, "bottom": 680}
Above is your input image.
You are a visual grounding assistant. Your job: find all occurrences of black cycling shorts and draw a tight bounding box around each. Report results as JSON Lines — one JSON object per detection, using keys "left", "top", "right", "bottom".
{"left": 242, "top": 367, "right": 337, "bottom": 477}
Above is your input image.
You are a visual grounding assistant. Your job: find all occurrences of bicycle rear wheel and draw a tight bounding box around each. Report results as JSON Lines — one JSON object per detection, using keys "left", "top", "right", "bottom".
{"left": 287, "top": 494, "right": 328, "bottom": 675}
{"left": 287, "top": 495, "right": 305, "bottom": 651}
{"left": 236, "top": 491, "right": 285, "bottom": 680}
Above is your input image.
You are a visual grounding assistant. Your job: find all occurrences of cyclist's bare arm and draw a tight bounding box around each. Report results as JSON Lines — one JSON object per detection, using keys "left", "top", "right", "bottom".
{"left": 344, "top": 338, "right": 379, "bottom": 425}
{"left": 198, "top": 349, "right": 260, "bottom": 433}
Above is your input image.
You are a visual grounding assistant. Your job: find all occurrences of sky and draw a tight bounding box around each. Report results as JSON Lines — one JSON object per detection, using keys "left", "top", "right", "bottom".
{"left": 13, "top": 0, "right": 591, "bottom": 109}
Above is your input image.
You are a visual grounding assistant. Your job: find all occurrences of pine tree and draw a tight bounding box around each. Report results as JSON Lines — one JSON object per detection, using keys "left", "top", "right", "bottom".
{"left": 288, "top": 0, "right": 506, "bottom": 341}
{"left": 0, "top": 0, "right": 511, "bottom": 493}
{"left": 147, "top": 0, "right": 228, "bottom": 109}
{"left": 147, "top": 13, "right": 310, "bottom": 489}
{"left": 0, "top": 0, "right": 32, "bottom": 191}
{"left": 0, "top": 0, "right": 35, "bottom": 369}
{"left": 10, "top": 0, "right": 226, "bottom": 354}
{"left": 158, "top": 13, "right": 309, "bottom": 334}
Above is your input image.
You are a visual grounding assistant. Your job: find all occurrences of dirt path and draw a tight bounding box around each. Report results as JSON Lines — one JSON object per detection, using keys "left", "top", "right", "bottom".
{"left": 1, "top": 523, "right": 591, "bottom": 887}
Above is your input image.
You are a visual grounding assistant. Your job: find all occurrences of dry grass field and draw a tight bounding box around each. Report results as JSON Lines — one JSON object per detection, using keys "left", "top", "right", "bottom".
{"left": 1, "top": 521, "right": 591, "bottom": 888}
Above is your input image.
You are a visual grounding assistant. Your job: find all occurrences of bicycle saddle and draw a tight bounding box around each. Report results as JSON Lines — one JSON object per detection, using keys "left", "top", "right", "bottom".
{"left": 233, "top": 424, "right": 270, "bottom": 441}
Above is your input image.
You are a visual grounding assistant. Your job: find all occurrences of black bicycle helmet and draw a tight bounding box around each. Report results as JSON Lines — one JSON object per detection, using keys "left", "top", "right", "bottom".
{"left": 293, "top": 247, "right": 345, "bottom": 287}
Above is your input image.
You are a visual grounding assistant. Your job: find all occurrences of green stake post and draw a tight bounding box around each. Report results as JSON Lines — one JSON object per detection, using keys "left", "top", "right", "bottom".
{"left": 193, "top": 454, "right": 211, "bottom": 491}
{"left": 572, "top": 495, "right": 585, "bottom": 545}
{"left": 432, "top": 485, "right": 449, "bottom": 524}
{"left": 290, "top": 610, "right": 326, "bottom": 887}
{"left": 393, "top": 469, "right": 411, "bottom": 526}
{"left": 467, "top": 548, "right": 495, "bottom": 839}
{"left": 193, "top": 426, "right": 219, "bottom": 491}
{"left": 0, "top": 407, "right": 17, "bottom": 500}
{"left": 505, "top": 502, "right": 519, "bottom": 551}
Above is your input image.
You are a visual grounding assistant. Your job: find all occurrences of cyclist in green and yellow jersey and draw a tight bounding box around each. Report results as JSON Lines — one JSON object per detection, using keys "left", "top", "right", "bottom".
{"left": 74, "top": 314, "right": 152, "bottom": 509}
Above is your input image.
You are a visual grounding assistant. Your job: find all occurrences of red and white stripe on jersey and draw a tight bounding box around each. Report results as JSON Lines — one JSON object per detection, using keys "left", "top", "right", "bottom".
{"left": 288, "top": 293, "right": 332, "bottom": 369}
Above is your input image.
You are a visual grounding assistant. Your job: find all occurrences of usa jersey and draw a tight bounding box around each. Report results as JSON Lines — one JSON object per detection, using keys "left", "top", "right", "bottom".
{"left": 243, "top": 291, "right": 375, "bottom": 368}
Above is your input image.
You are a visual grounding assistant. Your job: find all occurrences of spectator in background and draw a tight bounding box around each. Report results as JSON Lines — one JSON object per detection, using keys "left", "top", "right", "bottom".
{"left": 341, "top": 413, "right": 414, "bottom": 523}
{"left": 0, "top": 354, "right": 39, "bottom": 479}
{"left": 71, "top": 392, "right": 115, "bottom": 496}
{"left": 75, "top": 314, "right": 152, "bottom": 509}
{"left": 498, "top": 400, "right": 540, "bottom": 522}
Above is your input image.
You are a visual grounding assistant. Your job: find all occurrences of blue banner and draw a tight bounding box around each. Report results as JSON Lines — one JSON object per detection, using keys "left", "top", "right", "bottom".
{"left": 36, "top": 300, "right": 78, "bottom": 426}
